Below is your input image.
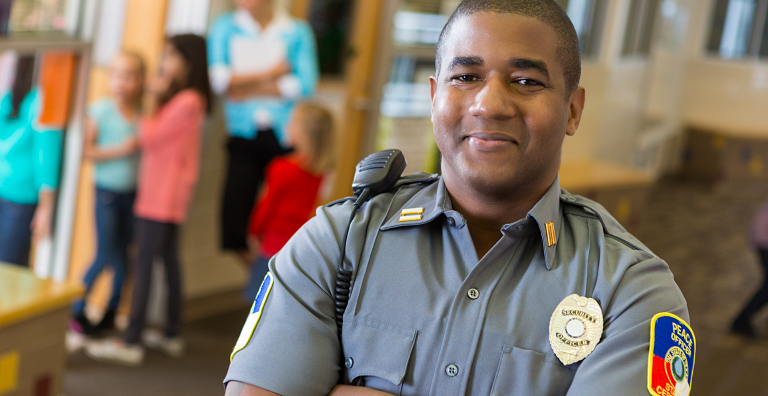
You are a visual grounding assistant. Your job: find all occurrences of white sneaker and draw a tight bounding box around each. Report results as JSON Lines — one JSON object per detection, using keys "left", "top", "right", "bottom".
{"left": 142, "top": 328, "right": 185, "bottom": 358}
{"left": 65, "top": 330, "right": 86, "bottom": 353}
{"left": 84, "top": 338, "right": 144, "bottom": 366}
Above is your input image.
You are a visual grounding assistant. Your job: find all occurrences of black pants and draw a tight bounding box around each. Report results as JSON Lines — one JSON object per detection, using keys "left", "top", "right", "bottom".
{"left": 124, "top": 218, "right": 182, "bottom": 344}
{"left": 220, "top": 128, "right": 289, "bottom": 251}
{"left": 734, "top": 248, "right": 768, "bottom": 324}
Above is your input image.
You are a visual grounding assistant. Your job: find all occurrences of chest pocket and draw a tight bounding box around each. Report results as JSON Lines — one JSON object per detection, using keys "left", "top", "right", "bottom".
{"left": 341, "top": 317, "right": 418, "bottom": 395}
{"left": 490, "top": 345, "right": 576, "bottom": 396}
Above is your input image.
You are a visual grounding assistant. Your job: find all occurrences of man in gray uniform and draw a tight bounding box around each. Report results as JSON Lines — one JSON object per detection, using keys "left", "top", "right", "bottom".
{"left": 224, "top": 0, "right": 692, "bottom": 395}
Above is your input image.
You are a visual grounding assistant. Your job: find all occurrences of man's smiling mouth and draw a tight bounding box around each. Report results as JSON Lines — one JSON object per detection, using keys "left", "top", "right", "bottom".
{"left": 465, "top": 132, "right": 518, "bottom": 150}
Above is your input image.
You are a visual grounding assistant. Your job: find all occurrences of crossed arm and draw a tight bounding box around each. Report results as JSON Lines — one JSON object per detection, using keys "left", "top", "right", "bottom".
{"left": 225, "top": 381, "right": 394, "bottom": 396}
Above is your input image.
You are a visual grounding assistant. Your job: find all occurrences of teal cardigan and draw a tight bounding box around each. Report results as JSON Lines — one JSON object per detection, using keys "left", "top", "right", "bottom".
{"left": 0, "top": 88, "right": 62, "bottom": 205}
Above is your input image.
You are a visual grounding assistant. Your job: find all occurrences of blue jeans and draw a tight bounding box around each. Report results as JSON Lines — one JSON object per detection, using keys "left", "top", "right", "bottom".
{"left": 0, "top": 197, "right": 36, "bottom": 266}
{"left": 243, "top": 255, "right": 272, "bottom": 302}
{"left": 72, "top": 187, "right": 135, "bottom": 316}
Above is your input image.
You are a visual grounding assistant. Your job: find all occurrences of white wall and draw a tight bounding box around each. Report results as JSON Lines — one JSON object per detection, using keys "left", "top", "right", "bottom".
{"left": 678, "top": 0, "right": 768, "bottom": 138}
{"left": 563, "top": 0, "right": 696, "bottom": 174}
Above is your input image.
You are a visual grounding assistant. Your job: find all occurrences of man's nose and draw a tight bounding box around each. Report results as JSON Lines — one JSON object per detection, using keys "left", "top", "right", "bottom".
{"left": 468, "top": 77, "right": 517, "bottom": 119}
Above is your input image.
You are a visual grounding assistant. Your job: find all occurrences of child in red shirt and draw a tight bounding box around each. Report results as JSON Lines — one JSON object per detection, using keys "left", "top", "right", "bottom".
{"left": 244, "top": 102, "right": 335, "bottom": 300}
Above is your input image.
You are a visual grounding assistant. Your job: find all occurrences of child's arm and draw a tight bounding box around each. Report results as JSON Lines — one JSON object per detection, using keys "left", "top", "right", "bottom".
{"left": 30, "top": 189, "right": 55, "bottom": 242}
{"left": 82, "top": 117, "right": 137, "bottom": 162}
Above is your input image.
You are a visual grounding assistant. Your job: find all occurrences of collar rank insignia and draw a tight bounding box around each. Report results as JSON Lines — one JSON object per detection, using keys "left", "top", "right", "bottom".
{"left": 549, "top": 294, "right": 603, "bottom": 365}
{"left": 230, "top": 272, "right": 274, "bottom": 361}
{"left": 648, "top": 313, "right": 695, "bottom": 396}
{"left": 399, "top": 207, "right": 424, "bottom": 222}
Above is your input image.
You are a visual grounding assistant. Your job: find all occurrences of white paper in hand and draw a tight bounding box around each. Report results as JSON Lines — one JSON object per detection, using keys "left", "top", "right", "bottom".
{"left": 230, "top": 37, "right": 287, "bottom": 74}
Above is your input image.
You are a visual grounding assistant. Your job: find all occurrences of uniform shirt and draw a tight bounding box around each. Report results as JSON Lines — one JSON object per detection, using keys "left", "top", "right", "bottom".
{"left": 88, "top": 98, "right": 139, "bottom": 193}
{"left": 225, "top": 175, "right": 690, "bottom": 396}
{"left": 0, "top": 88, "right": 61, "bottom": 205}
{"left": 247, "top": 157, "right": 323, "bottom": 257}
{"left": 133, "top": 90, "right": 205, "bottom": 224}
{"left": 207, "top": 8, "right": 319, "bottom": 143}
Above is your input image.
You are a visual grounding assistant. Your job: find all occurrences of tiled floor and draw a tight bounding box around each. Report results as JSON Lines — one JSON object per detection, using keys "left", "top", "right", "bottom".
{"left": 63, "top": 177, "right": 768, "bottom": 395}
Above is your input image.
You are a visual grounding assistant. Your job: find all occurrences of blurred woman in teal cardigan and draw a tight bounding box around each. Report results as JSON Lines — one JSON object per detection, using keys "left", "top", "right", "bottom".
{"left": 0, "top": 54, "right": 62, "bottom": 267}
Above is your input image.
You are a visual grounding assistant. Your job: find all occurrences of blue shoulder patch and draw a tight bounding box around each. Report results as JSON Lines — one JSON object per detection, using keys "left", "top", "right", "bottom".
{"left": 648, "top": 313, "right": 695, "bottom": 396}
{"left": 230, "top": 272, "right": 274, "bottom": 361}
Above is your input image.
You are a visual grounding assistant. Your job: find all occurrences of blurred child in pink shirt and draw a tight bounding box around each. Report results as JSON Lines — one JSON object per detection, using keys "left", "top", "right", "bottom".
{"left": 86, "top": 34, "right": 212, "bottom": 365}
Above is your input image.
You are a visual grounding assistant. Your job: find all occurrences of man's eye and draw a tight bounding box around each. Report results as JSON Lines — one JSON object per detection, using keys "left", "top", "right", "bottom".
{"left": 451, "top": 75, "right": 478, "bottom": 82}
{"left": 514, "top": 78, "right": 543, "bottom": 87}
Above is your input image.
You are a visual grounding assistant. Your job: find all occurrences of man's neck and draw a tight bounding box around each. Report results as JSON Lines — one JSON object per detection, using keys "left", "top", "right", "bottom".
{"left": 446, "top": 177, "right": 552, "bottom": 229}
{"left": 444, "top": 171, "right": 555, "bottom": 259}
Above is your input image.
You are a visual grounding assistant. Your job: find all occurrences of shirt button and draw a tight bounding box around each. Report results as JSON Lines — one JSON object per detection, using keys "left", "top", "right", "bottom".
{"left": 467, "top": 288, "right": 479, "bottom": 300}
{"left": 445, "top": 364, "right": 459, "bottom": 377}
{"left": 446, "top": 217, "right": 456, "bottom": 227}
{"left": 345, "top": 357, "right": 354, "bottom": 368}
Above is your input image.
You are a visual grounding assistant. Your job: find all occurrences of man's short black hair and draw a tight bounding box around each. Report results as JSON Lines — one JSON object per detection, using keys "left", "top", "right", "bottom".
{"left": 435, "top": 0, "right": 581, "bottom": 94}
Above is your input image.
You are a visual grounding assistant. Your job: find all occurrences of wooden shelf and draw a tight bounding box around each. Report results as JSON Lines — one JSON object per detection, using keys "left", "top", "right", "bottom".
{"left": 0, "top": 33, "right": 90, "bottom": 53}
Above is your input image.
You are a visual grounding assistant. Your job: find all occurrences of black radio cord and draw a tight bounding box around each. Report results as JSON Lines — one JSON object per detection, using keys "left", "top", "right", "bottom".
{"left": 334, "top": 188, "right": 371, "bottom": 341}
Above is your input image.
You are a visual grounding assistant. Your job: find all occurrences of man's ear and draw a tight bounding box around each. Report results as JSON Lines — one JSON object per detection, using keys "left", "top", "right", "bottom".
{"left": 430, "top": 75, "right": 438, "bottom": 123}
{"left": 566, "top": 87, "right": 586, "bottom": 137}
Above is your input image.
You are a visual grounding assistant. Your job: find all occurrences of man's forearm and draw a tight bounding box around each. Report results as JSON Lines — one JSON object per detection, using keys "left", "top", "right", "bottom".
{"left": 223, "top": 382, "right": 395, "bottom": 396}
{"left": 328, "top": 385, "right": 395, "bottom": 396}
{"left": 225, "top": 381, "right": 279, "bottom": 396}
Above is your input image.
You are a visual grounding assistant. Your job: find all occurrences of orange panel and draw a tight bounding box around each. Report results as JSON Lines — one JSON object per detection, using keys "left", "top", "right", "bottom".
{"left": 38, "top": 52, "right": 77, "bottom": 128}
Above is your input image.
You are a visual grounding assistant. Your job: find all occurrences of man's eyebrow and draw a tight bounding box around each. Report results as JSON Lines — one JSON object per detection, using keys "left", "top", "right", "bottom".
{"left": 509, "top": 58, "right": 550, "bottom": 78}
{"left": 447, "top": 56, "right": 483, "bottom": 71}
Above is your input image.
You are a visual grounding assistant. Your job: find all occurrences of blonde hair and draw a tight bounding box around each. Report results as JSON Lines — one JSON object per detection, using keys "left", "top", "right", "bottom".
{"left": 116, "top": 50, "right": 146, "bottom": 79}
{"left": 296, "top": 102, "right": 335, "bottom": 174}
{"left": 113, "top": 50, "right": 147, "bottom": 105}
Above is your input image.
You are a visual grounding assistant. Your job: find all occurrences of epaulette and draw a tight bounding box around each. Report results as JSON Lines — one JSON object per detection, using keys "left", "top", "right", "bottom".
{"left": 390, "top": 172, "right": 439, "bottom": 190}
{"left": 324, "top": 173, "right": 439, "bottom": 208}
{"left": 559, "top": 189, "right": 652, "bottom": 254}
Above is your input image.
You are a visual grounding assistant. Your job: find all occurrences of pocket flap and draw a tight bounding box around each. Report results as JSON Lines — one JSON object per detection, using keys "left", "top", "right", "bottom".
{"left": 342, "top": 317, "right": 418, "bottom": 385}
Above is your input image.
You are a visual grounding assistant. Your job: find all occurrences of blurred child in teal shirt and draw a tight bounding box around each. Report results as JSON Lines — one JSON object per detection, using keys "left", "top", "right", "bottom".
{"left": 0, "top": 54, "right": 61, "bottom": 267}
{"left": 69, "top": 52, "right": 145, "bottom": 336}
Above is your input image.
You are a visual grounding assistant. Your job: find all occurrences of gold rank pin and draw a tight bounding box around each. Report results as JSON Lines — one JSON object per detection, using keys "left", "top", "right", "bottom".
{"left": 399, "top": 207, "right": 424, "bottom": 222}
{"left": 545, "top": 222, "right": 557, "bottom": 246}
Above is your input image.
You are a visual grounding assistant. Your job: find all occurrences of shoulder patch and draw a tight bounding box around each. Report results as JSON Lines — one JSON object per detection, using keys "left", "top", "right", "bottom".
{"left": 230, "top": 272, "right": 274, "bottom": 361}
{"left": 648, "top": 312, "right": 695, "bottom": 396}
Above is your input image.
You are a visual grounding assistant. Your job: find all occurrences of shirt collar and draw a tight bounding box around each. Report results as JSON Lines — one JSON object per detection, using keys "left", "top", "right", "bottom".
{"left": 520, "top": 176, "right": 562, "bottom": 270}
{"left": 380, "top": 177, "right": 448, "bottom": 231}
{"left": 234, "top": 8, "right": 293, "bottom": 37}
{"left": 380, "top": 175, "right": 562, "bottom": 270}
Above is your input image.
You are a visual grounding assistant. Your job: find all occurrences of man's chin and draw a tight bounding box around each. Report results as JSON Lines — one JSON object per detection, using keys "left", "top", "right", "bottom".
{"left": 456, "top": 168, "right": 519, "bottom": 199}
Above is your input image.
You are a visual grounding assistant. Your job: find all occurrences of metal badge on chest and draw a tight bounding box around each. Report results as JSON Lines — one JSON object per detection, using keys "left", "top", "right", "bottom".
{"left": 549, "top": 294, "right": 603, "bottom": 365}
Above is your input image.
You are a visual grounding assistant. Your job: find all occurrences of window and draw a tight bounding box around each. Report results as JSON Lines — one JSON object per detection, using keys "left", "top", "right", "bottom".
{"left": 556, "top": 0, "right": 608, "bottom": 58}
{"left": 707, "top": 0, "right": 768, "bottom": 59}
{"left": 622, "top": 0, "right": 661, "bottom": 57}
